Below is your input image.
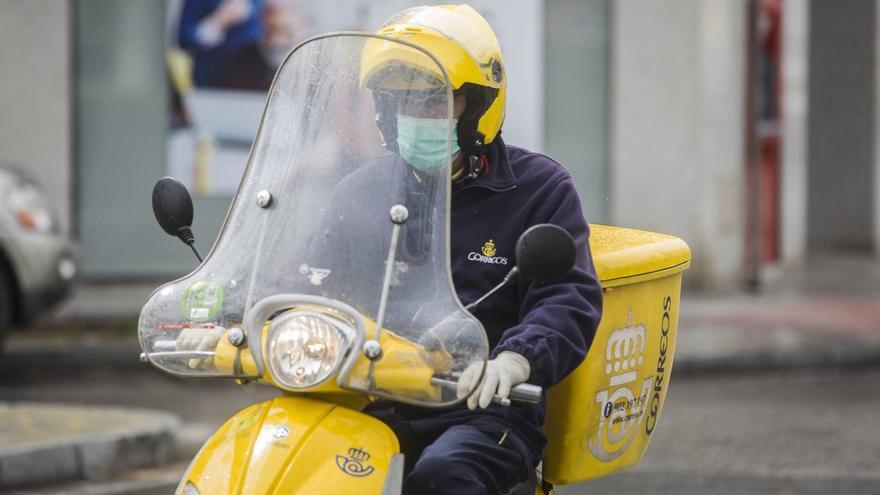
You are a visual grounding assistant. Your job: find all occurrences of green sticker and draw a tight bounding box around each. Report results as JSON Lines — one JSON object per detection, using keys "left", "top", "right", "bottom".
{"left": 180, "top": 280, "right": 224, "bottom": 321}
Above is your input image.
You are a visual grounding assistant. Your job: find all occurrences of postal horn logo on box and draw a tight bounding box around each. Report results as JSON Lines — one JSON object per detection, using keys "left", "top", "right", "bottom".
{"left": 588, "top": 310, "right": 653, "bottom": 463}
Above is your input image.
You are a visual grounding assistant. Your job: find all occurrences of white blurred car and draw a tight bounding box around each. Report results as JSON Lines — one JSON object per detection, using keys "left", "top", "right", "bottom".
{"left": 0, "top": 167, "right": 76, "bottom": 349}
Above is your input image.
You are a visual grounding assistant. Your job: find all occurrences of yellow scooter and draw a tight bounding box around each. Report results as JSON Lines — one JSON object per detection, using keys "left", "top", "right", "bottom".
{"left": 141, "top": 33, "right": 690, "bottom": 495}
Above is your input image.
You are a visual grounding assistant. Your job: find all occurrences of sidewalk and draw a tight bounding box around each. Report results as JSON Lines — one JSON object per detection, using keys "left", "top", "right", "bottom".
{"left": 2, "top": 283, "right": 172, "bottom": 490}
{"left": 0, "top": 403, "right": 179, "bottom": 489}
{"left": 676, "top": 254, "right": 880, "bottom": 372}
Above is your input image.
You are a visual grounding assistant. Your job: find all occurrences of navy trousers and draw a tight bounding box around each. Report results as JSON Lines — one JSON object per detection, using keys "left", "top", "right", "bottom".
{"left": 369, "top": 404, "right": 533, "bottom": 495}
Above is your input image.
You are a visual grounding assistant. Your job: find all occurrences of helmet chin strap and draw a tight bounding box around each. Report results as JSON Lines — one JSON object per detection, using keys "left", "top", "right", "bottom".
{"left": 451, "top": 148, "right": 484, "bottom": 182}
{"left": 458, "top": 127, "right": 487, "bottom": 181}
{"left": 465, "top": 154, "right": 483, "bottom": 180}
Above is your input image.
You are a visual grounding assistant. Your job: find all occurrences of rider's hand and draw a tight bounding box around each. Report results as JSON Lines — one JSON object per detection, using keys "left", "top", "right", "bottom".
{"left": 176, "top": 326, "right": 225, "bottom": 368}
{"left": 456, "top": 352, "right": 531, "bottom": 410}
{"left": 211, "top": 0, "right": 252, "bottom": 29}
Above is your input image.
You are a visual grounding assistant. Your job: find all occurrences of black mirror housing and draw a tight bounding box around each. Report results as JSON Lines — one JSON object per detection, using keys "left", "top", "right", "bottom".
{"left": 515, "top": 224, "right": 577, "bottom": 283}
{"left": 152, "top": 177, "right": 194, "bottom": 237}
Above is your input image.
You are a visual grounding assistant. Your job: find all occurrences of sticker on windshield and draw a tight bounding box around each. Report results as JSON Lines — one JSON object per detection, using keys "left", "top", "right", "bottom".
{"left": 180, "top": 280, "right": 224, "bottom": 322}
{"left": 299, "top": 263, "right": 331, "bottom": 286}
{"left": 388, "top": 260, "right": 409, "bottom": 286}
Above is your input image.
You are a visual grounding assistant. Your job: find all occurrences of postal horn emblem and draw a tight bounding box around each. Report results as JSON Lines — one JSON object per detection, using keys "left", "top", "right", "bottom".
{"left": 335, "top": 447, "right": 375, "bottom": 477}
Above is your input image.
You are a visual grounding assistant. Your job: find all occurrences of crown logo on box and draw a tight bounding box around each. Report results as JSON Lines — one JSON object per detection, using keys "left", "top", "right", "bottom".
{"left": 347, "top": 447, "right": 371, "bottom": 462}
{"left": 604, "top": 310, "right": 646, "bottom": 383}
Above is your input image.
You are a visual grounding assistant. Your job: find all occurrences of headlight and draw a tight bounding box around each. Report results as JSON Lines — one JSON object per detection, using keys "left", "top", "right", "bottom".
{"left": 7, "top": 179, "right": 55, "bottom": 234}
{"left": 266, "top": 308, "right": 355, "bottom": 389}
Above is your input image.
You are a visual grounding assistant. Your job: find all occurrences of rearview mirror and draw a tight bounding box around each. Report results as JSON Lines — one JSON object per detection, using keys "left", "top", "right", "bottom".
{"left": 152, "top": 177, "right": 194, "bottom": 237}
{"left": 515, "top": 224, "right": 577, "bottom": 283}
{"left": 152, "top": 177, "right": 202, "bottom": 262}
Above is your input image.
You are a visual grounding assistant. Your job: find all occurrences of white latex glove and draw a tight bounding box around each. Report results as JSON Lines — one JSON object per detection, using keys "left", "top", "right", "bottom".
{"left": 456, "top": 351, "right": 531, "bottom": 410}
{"left": 175, "top": 326, "right": 225, "bottom": 368}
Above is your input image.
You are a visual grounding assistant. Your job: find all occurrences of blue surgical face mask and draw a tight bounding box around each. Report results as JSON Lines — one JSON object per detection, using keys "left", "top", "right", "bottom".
{"left": 396, "top": 114, "right": 461, "bottom": 172}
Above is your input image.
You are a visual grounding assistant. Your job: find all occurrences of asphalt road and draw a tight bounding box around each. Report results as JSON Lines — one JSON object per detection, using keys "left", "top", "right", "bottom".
{"left": 2, "top": 359, "right": 878, "bottom": 494}
{"left": 560, "top": 367, "right": 880, "bottom": 495}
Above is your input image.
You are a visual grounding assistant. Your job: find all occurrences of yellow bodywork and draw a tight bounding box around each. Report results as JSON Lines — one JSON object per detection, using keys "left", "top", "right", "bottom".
{"left": 542, "top": 225, "right": 690, "bottom": 484}
{"left": 211, "top": 315, "right": 445, "bottom": 401}
{"left": 179, "top": 396, "right": 400, "bottom": 494}
{"left": 345, "top": 320, "right": 448, "bottom": 402}
{"left": 183, "top": 224, "right": 689, "bottom": 492}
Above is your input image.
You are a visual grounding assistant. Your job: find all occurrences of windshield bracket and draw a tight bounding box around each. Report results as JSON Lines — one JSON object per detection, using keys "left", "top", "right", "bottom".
{"left": 367, "top": 204, "right": 409, "bottom": 388}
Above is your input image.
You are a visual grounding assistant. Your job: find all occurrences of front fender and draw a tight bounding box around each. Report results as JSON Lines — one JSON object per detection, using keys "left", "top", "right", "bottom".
{"left": 180, "top": 396, "right": 401, "bottom": 494}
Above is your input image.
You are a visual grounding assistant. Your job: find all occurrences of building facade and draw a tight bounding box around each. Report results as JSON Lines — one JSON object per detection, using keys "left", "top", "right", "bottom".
{"left": 1, "top": 0, "right": 878, "bottom": 289}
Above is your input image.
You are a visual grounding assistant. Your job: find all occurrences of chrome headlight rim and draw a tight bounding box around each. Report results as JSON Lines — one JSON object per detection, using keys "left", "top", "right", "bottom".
{"left": 245, "top": 294, "right": 366, "bottom": 388}
{"left": 266, "top": 307, "right": 357, "bottom": 390}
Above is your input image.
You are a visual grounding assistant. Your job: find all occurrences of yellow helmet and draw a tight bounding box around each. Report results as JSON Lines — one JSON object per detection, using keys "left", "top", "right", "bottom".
{"left": 361, "top": 4, "right": 506, "bottom": 157}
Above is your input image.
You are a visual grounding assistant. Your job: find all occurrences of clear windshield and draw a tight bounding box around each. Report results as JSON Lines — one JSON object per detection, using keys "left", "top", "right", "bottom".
{"left": 139, "top": 33, "right": 487, "bottom": 406}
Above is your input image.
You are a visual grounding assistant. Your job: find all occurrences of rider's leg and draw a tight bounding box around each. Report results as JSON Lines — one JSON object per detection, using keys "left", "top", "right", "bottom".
{"left": 402, "top": 421, "right": 530, "bottom": 495}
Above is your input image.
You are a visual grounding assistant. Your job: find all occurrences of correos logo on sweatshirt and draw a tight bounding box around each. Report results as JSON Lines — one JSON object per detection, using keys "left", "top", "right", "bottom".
{"left": 468, "top": 239, "right": 508, "bottom": 265}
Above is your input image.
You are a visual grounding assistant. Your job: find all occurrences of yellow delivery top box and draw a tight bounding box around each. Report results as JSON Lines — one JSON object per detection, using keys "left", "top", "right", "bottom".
{"left": 543, "top": 224, "right": 691, "bottom": 485}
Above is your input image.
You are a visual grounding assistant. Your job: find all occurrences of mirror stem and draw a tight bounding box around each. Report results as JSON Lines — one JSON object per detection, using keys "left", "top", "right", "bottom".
{"left": 464, "top": 266, "right": 519, "bottom": 311}
{"left": 176, "top": 226, "right": 203, "bottom": 263}
{"left": 189, "top": 244, "right": 204, "bottom": 263}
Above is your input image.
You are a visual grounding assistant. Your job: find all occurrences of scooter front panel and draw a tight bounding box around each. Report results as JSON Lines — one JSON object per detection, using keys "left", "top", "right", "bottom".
{"left": 180, "top": 396, "right": 400, "bottom": 494}
{"left": 271, "top": 403, "right": 401, "bottom": 493}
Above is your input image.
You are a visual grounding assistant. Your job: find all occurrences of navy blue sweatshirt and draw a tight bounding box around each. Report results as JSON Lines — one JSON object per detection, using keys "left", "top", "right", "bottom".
{"left": 451, "top": 139, "right": 602, "bottom": 389}
{"left": 311, "top": 137, "right": 603, "bottom": 458}
{"left": 424, "top": 138, "right": 603, "bottom": 458}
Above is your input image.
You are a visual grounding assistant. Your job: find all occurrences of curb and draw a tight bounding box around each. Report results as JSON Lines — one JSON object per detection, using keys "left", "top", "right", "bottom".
{"left": 4, "top": 464, "right": 184, "bottom": 495}
{"left": 0, "top": 403, "right": 180, "bottom": 488}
